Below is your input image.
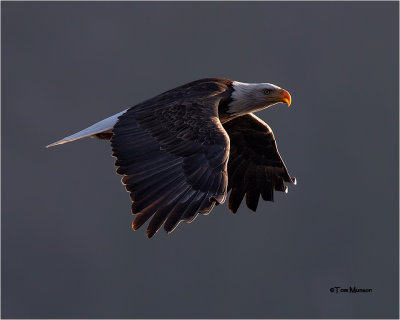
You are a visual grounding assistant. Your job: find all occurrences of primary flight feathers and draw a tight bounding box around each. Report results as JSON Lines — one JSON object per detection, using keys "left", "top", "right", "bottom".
{"left": 47, "top": 78, "right": 296, "bottom": 238}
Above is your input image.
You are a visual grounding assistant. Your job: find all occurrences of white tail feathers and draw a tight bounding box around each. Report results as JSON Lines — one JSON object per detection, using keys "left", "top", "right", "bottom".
{"left": 46, "top": 109, "right": 127, "bottom": 148}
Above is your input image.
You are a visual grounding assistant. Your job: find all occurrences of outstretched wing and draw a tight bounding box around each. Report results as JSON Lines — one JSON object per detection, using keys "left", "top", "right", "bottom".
{"left": 111, "top": 80, "right": 230, "bottom": 237}
{"left": 223, "top": 114, "right": 296, "bottom": 213}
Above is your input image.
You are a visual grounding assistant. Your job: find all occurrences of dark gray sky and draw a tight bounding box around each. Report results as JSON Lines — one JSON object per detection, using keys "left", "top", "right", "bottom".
{"left": 2, "top": 1, "right": 398, "bottom": 319}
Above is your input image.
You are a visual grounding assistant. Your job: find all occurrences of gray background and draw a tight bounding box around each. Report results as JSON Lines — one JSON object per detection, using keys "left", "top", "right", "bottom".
{"left": 2, "top": 1, "right": 398, "bottom": 319}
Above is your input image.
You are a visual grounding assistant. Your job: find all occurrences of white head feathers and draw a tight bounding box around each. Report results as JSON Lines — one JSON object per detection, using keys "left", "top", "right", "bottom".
{"left": 228, "top": 81, "right": 283, "bottom": 116}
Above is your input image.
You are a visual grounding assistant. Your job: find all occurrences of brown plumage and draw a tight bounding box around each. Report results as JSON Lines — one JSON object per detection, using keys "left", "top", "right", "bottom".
{"left": 47, "top": 78, "right": 296, "bottom": 237}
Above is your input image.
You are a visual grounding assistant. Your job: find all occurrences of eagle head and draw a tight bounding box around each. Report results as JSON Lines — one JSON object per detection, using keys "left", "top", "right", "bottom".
{"left": 228, "top": 81, "right": 291, "bottom": 117}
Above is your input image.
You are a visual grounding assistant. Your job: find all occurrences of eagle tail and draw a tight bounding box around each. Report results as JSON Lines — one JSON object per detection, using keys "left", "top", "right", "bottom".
{"left": 46, "top": 109, "right": 127, "bottom": 148}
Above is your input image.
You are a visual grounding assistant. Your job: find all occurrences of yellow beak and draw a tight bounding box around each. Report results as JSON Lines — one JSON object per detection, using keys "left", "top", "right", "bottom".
{"left": 279, "top": 89, "right": 292, "bottom": 106}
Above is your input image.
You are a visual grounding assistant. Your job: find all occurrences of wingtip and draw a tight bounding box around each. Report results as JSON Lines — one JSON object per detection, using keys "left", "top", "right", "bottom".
{"left": 228, "top": 205, "right": 238, "bottom": 214}
{"left": 133, "top": 218, "right": 156, "bottom": 238}
{"left": 131, "top": 220, "right": 139, "bottom": 231}
{"left": 146, "top": 229, "right": 156, "bottom": 238}
{"left": 146, "top": 222, "right": 159, "bottom": 238}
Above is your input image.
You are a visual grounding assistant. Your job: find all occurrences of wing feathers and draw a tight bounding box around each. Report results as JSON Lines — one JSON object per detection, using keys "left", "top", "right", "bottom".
{"left": 228, "top": 187, "right": 246, "bottom": 213}
{"left": 111, "top": 80, "right": 231, "bottom": 237}
{"left": 223, "top": 114, "right": 295, "bottom": 213}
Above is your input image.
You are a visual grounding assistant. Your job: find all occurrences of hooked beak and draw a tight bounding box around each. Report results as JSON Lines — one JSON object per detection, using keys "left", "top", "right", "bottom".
{"left": 278, "top": 89, "right": 291, "bottom": 106}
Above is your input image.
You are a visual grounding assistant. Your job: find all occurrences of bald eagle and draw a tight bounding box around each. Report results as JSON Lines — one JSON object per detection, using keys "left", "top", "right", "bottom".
{"left": 47, "top": 78, "right": 296, "bottom": 237}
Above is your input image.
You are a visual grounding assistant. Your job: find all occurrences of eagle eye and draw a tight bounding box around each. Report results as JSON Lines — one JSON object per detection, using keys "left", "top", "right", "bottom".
{"left": 263, "top": 89, "right": 271, "bottom": 95}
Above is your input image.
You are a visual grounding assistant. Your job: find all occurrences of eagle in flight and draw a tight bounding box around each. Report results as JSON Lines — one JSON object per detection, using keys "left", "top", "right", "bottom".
{"left": 47, "top": 78, "right": 297, "bottom": 237}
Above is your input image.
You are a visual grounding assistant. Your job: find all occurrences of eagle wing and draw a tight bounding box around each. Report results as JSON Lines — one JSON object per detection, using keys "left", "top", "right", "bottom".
{"left": 223, "top": 113, "right": 296, "bottom": 213}
{"left": 111, "top": 81, "right": 230, "bottom": 237}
